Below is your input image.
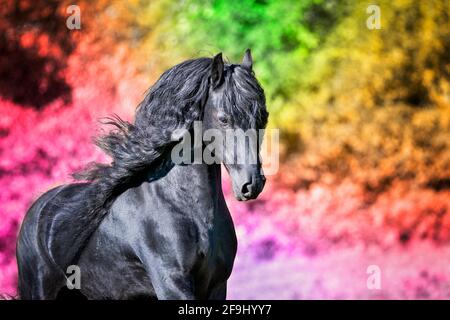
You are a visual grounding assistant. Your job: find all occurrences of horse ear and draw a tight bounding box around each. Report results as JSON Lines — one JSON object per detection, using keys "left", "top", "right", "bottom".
{"left": 241, "top": 48, "right": 253, "bottom": 70}
{"left": 211, "top": 53, "right": 224, "bottom": 89}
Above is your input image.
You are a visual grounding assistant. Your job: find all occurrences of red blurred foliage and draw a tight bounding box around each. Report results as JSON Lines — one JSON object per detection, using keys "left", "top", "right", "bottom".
{"left": 0, "top": 0, "right": 76, "bottom": 108}
{"left": 228, "top": 180, "right": 450, "bottom": 256}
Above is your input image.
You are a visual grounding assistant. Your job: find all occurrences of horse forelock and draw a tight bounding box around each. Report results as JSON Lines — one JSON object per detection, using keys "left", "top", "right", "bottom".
{"left": 220, "top": 64, "right": 268, "bottom": 130}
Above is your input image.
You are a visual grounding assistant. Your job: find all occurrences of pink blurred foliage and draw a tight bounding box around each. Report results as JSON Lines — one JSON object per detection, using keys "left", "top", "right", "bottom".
{"left": 224, "top": 180, "right": 450, "bottom": 299}
{"left": 226, "top": 179, "right": 450, "bottom": 259}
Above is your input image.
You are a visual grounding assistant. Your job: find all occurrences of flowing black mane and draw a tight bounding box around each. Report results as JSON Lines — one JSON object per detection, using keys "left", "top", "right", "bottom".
{"left": 44, "top": 55, "right": 267, "bottom": 268}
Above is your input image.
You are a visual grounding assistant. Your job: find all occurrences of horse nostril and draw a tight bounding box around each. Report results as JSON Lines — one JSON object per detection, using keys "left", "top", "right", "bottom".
{"left": 241, "top": 182, "right": 252, "bottom": 196}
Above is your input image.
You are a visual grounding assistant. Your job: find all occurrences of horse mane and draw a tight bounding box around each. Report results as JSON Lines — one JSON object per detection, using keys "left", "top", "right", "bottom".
{"left": 45, "top": 55, "right": 268, "bottom": 269}
{"left": 74, "top": 57, "right": 213, "bottom": 181}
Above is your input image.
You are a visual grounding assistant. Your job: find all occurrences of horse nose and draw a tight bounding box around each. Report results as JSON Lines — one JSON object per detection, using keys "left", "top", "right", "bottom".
{"left": 241, "top": 181, "right": 253, "bottom": 198}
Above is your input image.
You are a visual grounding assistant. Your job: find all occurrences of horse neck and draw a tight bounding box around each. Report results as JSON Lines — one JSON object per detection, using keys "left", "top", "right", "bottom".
{"left": 181, "top": 162, "right": 223, "bottom": 199}
{"left": 148, "top": 152, "right": 225, "bottom": 202}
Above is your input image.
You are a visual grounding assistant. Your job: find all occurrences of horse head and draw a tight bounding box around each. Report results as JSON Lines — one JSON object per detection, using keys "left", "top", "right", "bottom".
{"left": 202, "top": 50, "right": 268, "bottom": 201}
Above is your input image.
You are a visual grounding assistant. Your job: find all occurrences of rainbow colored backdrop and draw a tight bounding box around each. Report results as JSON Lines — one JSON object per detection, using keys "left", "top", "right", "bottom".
{"left": 1, "top": 0, "right": 450, "bottom": 299}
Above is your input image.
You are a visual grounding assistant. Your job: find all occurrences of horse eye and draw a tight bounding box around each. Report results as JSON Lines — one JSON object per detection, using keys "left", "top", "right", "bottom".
{"left": 217, "top": 115, "right": 228, "bottom": 124}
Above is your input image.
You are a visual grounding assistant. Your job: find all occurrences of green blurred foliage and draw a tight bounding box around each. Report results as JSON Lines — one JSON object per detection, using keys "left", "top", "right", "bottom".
{"left": 174, "top": 0, "right": 322, "bottom": 108}
{"left": 115, "top": 0, "right": 337, "bottom": 120}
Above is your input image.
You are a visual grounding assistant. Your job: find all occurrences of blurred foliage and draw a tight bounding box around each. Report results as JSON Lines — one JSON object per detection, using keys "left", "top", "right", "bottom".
{"left": 173, "top": 0, "right": 324, "bottom": 109}
{"left": 0, "top": 0, "right": 76, "bottom": 108}
{"left": 282, "top": 0, "right": 450, "bottom": 191}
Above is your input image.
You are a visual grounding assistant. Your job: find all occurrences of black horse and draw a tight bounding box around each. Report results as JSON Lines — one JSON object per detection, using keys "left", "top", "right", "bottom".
{"left": 16, "top": 50, "right": 268, "bottom": 300}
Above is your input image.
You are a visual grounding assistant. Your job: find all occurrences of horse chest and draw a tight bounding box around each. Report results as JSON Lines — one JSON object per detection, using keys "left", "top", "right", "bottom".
{"left": 197, "top": 211, "right": 237, "bottom": 282}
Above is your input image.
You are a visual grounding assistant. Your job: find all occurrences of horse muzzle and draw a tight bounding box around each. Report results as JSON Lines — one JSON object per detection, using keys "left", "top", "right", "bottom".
{"left": 235, "top": 174, "right": 266, "bottom": 201}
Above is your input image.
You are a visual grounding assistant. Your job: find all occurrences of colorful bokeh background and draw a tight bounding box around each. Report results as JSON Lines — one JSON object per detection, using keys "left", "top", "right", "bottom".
{"left": 1, "top": 0, "right": 450, "bottom": 299}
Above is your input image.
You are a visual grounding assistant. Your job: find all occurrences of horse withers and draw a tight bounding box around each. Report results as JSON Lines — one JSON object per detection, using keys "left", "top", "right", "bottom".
{"left": 16, "top": 50, "right": 268, "bottom": 300}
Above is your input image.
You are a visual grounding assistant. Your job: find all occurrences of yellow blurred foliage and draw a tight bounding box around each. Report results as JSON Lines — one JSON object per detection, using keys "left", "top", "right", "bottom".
{"left": 281, "top": 0, "right": 450, "bottom": 191}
